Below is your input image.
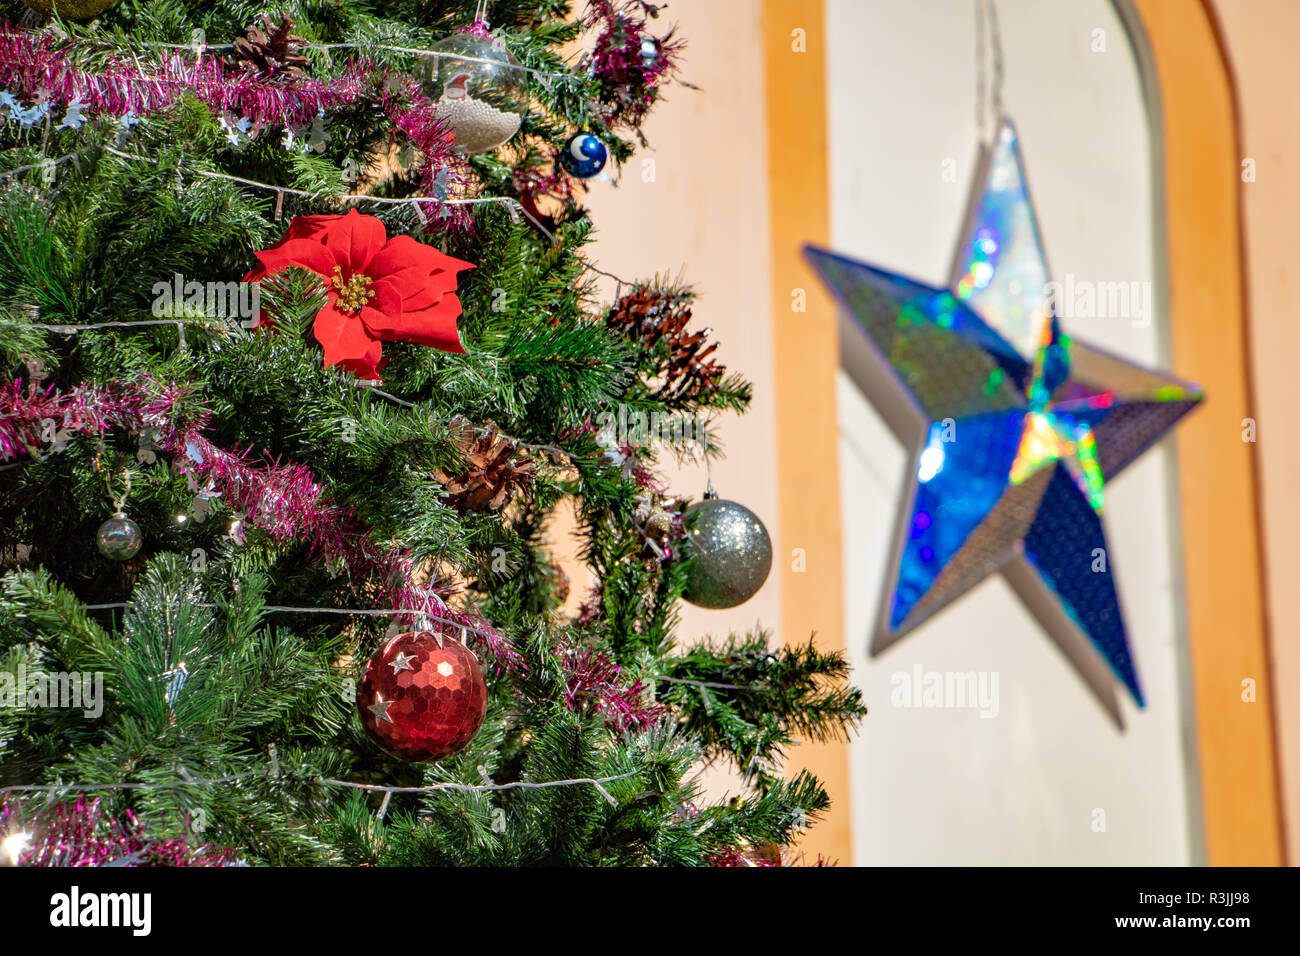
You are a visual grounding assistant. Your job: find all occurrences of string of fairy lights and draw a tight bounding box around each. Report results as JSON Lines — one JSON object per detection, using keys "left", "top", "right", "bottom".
{"left": 0, "top": 767, "right": 639, "bottom": 863}
{"left": 0, "top": 601, "right": 646, "bottom": 814}
{"left": 155, "top": 41, "right": 582, "bottom": 89}
{"left": 0, "top": 769, "right": 638, "bottom": 801}
{"left": 0, "top": 140, "right": 636, "bottom": 306}
{"left": 0, "top": 598, "right": 740, "bottom": 815}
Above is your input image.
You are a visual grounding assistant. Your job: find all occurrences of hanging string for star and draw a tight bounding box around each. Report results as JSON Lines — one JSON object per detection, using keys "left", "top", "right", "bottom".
{"left": 974, "top": 0, "right": 1005, "bottom": 141}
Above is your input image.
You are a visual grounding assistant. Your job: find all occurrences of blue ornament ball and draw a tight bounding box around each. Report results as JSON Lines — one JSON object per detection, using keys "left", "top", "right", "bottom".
{"left": 559, "top": 132, "right": 608, "bottom": 178}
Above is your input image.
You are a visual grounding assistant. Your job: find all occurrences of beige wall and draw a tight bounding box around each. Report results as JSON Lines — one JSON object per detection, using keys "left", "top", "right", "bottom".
{"left": 1212, "top": 0, "right": 1300, "bottom": 862}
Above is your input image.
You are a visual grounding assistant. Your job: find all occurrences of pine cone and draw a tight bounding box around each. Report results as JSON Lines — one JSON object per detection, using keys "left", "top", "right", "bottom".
{"left": 606, "top": 287, "right": 724, "bottom": 401}
{"left": 435, "top": 423, "right": 536, "bottom": 513}
{"left": 231, "top": 15, "right": 310, "bottom": 78}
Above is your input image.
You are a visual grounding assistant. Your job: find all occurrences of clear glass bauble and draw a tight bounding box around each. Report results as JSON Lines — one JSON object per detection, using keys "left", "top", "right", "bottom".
{"left": 419, "top": 28, "right": 528, "bottom": 154}
{"left": 96, "top": 512, "right": 143, "bottom": 561}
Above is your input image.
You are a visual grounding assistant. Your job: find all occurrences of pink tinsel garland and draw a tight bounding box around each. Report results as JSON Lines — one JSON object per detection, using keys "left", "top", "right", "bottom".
{"left": 0, "top": 376, "right": 517, "bottom": 666}
{"left": 707, "top": 846, "right": 781, "bottom": 867}
{"left": 584, "top": 0, "right": 685, "bottom": 130}
{"left": 1, "top": 377, "right": 668, "bottom": 729}
{"left": 0, "top": 28, "right": 362, "bottom": 127}
{"left": 0, "top": 26, "right": 469, "bottom": 225}
{"left": 0, "top": 796, "right": 235, "bottom": 867}
{"left": 560, "top": 640, "right": 666, "bottom": 732}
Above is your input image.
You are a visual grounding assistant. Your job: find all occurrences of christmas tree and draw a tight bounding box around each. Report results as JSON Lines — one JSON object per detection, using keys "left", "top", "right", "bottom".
{"left": 0, "top": 0, "right": 864, "bottom": 867}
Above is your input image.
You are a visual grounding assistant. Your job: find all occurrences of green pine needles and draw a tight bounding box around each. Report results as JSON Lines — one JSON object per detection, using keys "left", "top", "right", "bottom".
{"left": 0, "top": 0, "right": 865, "bottom": 866}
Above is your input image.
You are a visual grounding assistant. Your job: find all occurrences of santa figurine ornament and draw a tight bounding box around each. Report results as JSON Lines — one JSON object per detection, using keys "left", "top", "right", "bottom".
{"left": 420, "top": 18, "right": 528, "bottom": 154}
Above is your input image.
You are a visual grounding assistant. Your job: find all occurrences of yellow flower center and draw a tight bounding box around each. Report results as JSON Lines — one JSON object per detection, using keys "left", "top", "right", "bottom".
{"left": 331, "top": 265, "right": 375, "bottom": 313}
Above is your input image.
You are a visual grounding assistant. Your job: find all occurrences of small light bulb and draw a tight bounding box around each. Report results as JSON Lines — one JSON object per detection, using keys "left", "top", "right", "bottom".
{"left": 3, "top": 830, "right": 33, "bottom": 865}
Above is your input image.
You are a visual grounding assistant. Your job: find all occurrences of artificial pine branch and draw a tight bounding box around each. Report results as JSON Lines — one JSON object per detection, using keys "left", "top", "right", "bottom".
{"left": 0, "top": 0, "right": 863, "bottom": 869}
{"left": 664, "top": 632, "right": 869, "bottom": 781}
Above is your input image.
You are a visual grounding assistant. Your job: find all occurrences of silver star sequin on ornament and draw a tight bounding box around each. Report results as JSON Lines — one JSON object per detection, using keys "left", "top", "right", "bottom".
{"left": 367, "top": 699, "right": 394, "bottom": 724}
{"left": 388, "top": 652, "right": 415, "bottom": 675}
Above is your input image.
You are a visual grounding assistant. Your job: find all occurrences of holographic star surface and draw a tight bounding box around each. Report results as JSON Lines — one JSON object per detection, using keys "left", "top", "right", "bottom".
{"left": 807, "top": 118, "right": 1202, "bottom": 719}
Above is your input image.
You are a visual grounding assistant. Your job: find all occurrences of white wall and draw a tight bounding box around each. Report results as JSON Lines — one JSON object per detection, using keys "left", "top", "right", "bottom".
{"left": 830, "top": 0, "right": 1199, "bottom": 864}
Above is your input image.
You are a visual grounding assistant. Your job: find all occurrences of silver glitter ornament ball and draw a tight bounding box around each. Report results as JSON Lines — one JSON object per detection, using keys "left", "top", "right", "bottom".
{"left": 682, "top": 496, "right": 773, "bottom": 609}
{"left": 96, "top": 512, "right": 143, "bottom": 561}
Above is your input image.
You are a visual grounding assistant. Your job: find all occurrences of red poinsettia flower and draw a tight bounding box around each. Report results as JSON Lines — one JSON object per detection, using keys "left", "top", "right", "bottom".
{"left": 244, "top": 209, "right": 473, "bottom": 379}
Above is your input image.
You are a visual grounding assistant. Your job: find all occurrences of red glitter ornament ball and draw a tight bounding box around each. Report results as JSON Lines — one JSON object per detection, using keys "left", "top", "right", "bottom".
{"left": 357, "top": 630, "right": 488, "bottom": 762}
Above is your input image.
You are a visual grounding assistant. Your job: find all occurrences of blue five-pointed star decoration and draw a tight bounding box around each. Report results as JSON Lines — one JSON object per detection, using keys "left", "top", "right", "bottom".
{"left": 806, "top": 118, "right": 1203, "bottom": 722}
